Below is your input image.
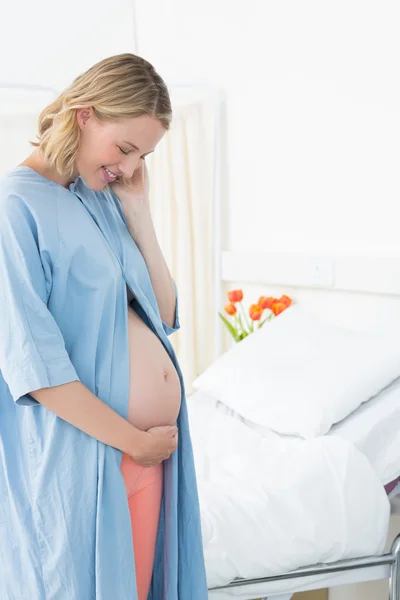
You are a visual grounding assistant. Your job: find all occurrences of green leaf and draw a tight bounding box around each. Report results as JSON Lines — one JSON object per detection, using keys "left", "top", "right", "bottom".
{"left": 218, "top": 312, "right": 240, "bottom": 342}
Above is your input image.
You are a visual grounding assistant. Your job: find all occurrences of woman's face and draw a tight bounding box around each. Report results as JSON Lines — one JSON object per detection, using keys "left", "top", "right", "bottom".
{"left": 75, "top": 108, "right": 166, "bottom": 191}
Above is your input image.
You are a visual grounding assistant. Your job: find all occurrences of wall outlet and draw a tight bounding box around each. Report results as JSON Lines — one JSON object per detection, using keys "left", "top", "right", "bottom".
{"left": 311, "top": 259, "right": 334, "bottom": 287}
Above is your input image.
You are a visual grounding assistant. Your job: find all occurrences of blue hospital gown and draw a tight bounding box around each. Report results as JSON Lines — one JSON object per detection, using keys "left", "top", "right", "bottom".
{"left": 0, "top": 166, "right": 208, "bottom": 599}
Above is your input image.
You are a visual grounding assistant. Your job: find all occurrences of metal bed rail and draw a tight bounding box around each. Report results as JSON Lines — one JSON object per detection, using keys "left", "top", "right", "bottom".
{"left": 208, "top": 535, "right": 400, "bottom": 600}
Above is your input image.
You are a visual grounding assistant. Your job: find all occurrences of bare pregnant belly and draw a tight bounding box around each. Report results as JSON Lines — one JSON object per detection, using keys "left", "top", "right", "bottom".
{"left": 127, "top": 305, "right": 181, "bottom": 431}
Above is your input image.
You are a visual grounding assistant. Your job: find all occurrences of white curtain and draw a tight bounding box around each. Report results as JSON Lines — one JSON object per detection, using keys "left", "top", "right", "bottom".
{"left": 147, "top": 89, "right": 220, "bottom": 391}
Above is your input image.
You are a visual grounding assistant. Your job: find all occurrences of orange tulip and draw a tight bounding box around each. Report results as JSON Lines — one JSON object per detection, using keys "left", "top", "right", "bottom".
{"left": 224, "top": 302, "right": 237, "bottom": 316}
{"left": 279, "top": 295, "right": 292, "bottom": 307}
{"left": 249, "top": 304, "right": 263, "bottom": 321}
{"left": 271, "top": 301, "right": 287, "bottom": 316}
{"left": 228, "top": 289, "right": 243, "bottom": 303}
{"left": 258, "top": 296, "right": 276, "bottom": 310}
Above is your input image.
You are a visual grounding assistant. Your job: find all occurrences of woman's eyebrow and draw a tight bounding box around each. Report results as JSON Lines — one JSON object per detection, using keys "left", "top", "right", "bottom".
{"left": 123, "top": 140, "right": 140, "bottom": 150}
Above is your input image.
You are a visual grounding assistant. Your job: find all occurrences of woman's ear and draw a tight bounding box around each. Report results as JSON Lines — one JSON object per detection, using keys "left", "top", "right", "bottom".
{"left": 76, "top": 107, "right": 93, "bottom": 129}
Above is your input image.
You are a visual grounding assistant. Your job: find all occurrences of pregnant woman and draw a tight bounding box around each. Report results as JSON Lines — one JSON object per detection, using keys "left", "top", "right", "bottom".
{"left": 0, "top": 54, "right": 207, "bottom": 599}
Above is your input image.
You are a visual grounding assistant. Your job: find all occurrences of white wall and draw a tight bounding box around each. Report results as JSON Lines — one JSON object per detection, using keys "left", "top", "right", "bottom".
{"left": 134, "top": 0, "right": 400, "bottom": 257}
{"left": 1, "top": 0, "right": 136, "bottom": 90}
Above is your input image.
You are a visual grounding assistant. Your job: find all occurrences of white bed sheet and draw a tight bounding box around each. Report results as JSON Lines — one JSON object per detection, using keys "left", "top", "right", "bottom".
{"left": 193, "top": 375, "right": 400, "bottom": 486}
{"left": 328, "top": 376, "right": 400, "bottom": 485}
{"left": 187, "top": 390, "right": 391, "bottom": 594}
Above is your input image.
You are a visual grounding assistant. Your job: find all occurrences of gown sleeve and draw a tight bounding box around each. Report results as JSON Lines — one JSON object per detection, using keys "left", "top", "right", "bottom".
{"left": 0, "top": 195, "right": 79, "bottom": 405}
{"left": 161, "top": 279, "right": 180, "bottom": 336}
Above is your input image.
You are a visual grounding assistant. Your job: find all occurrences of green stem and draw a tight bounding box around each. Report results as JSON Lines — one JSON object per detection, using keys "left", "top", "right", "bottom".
{"left": 239, "top": 301, "right": 251, "bottom": 334}
{"left": 237, "top": 313, "right": 246, "bottom": 335}
{"left": 258, "top": 310, "right": 274, "bottom": 328}
{"left": 234, "top": 314, "right": 241, "bottom": 332}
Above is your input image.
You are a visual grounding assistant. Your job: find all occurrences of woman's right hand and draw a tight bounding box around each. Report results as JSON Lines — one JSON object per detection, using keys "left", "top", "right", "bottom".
{"left": 131, "top": 425, "right": 178, "bottom": 467}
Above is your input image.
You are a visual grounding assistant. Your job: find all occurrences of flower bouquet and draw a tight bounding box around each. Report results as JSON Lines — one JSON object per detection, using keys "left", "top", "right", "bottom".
{"left": 219, "top": 290, "right": 292, "bottom": 342}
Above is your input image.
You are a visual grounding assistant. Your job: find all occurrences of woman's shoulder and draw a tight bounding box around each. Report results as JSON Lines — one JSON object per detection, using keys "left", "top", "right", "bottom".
{"left": 0, "top": 166, "right": 65, "bottom": 223}
{"left": 1, "top": 165, "right": 59, "bottom": 197}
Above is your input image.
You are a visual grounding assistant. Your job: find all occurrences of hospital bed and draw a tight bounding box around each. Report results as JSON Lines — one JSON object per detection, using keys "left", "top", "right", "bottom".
{"left": 191, "top": 250, "right": 400, "bottom": 600}
{"left": 188, "top": 383, "right": 400, "bottom": 600}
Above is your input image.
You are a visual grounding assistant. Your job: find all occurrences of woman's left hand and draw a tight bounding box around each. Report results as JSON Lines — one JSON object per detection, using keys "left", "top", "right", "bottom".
{"left": 110, "top": 160, "right": 151, "bottom": 230}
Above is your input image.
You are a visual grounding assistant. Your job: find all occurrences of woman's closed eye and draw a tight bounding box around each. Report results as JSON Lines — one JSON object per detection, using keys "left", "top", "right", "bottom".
{"left": 118, "top": 146, "right": 130, "bottom": 155}
{"left": 118, "top": 146, "right": 147, "bottom": 160}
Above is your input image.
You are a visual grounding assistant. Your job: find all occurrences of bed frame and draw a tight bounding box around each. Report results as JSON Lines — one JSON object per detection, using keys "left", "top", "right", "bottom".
{"left": 207, "top": 534, "right": 400, "bottom": 599}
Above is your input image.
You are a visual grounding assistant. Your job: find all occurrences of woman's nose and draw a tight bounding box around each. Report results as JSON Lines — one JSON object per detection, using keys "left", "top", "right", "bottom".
{"left": 118, "top": 155, "right": 140, "bottom": 180}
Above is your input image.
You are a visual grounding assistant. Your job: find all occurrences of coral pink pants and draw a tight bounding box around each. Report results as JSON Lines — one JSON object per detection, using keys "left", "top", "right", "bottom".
{"left": 120, "top": 453, "right": 163, "bottom": 600}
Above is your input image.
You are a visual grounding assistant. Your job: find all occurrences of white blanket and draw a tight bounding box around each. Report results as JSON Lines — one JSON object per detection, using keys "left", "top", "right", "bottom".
{"left": 188, "top": 392, "right": 390, "bottom": 589}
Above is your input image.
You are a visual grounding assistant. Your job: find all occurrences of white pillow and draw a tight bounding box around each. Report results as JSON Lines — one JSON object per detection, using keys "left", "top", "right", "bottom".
{"left": 193, "top": 305, "right": 400, "bottom": 438}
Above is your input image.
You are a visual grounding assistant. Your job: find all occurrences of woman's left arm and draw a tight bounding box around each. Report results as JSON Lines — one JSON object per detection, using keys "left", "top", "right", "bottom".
{"left": 125, "top": 211, "right": 176, "bottom": 327}
{"left": 111, "top": 161, "right": 177, "bottom": 328}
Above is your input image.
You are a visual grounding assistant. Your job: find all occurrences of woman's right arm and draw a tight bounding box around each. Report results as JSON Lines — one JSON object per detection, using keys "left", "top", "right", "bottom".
{"left": 31, "top": 381, "right": 146, "bottom": 457}
{"left": 31, "top": 382, "right": 178, "bottom": 466}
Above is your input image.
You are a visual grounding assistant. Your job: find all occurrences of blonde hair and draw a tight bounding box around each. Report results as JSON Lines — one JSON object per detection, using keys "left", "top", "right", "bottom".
{"left": 31, "top": 53, "right": 172, "bottom": 177}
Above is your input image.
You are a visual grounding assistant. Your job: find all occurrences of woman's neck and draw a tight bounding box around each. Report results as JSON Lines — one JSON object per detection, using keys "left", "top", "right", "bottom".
{"left": 19, "top": 150, "right": 78, "bottom": 188}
